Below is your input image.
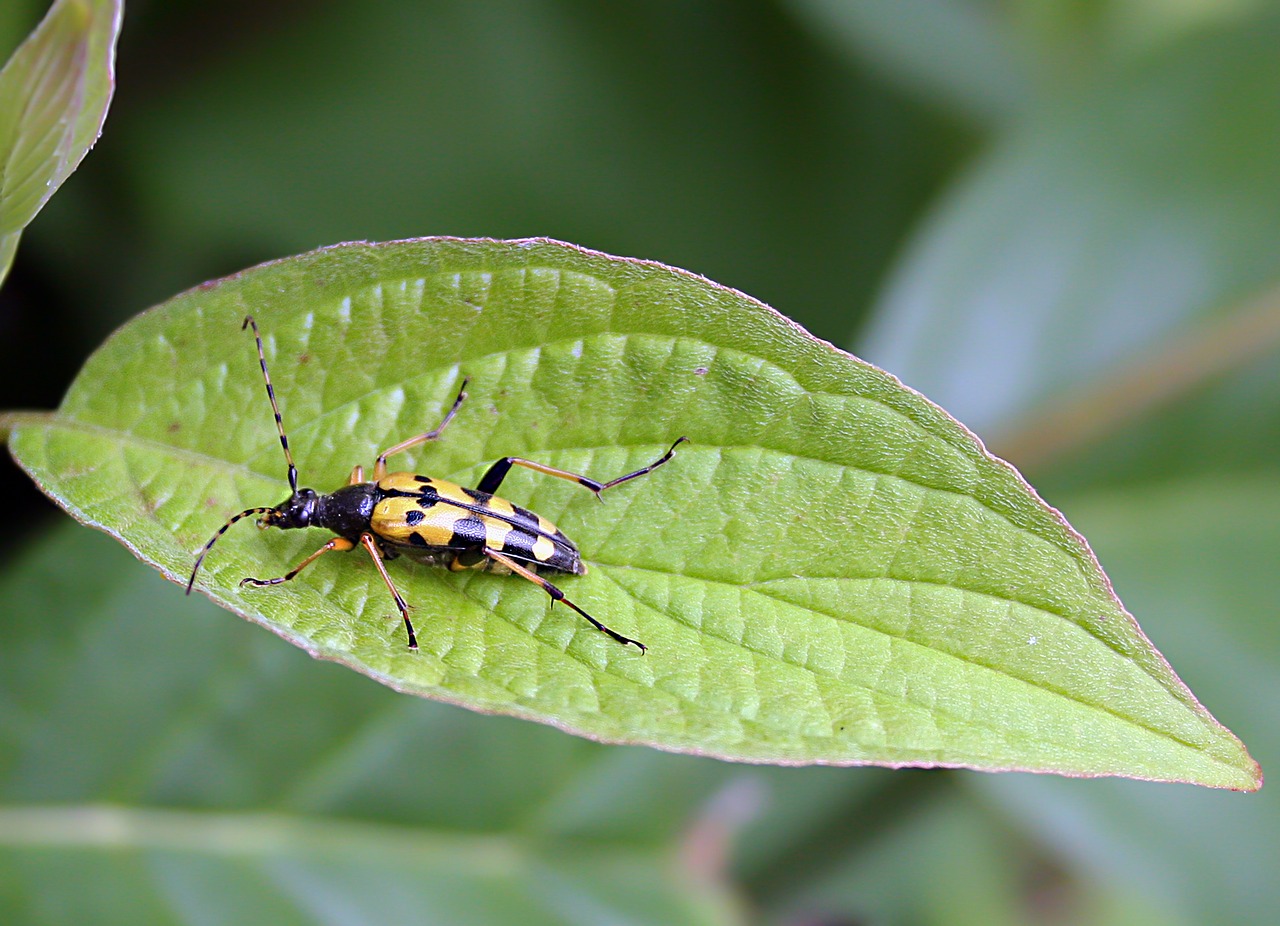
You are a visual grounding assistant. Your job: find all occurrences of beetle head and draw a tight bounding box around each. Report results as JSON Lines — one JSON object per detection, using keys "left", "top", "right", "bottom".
{"left": 260, "top": 488, "right": 319, "bottom": 530}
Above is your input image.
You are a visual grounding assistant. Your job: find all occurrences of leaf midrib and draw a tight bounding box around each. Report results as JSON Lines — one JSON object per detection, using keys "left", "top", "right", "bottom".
{"left": 0, "top": 9, "right": 86, "bottom": 229}
{"left": 53, "top": 337, "right": 1083, "bottom": 586}
{"left": 125, "top": 325, "right": 1055, "bottom": 550}
{"left": 20, "top": 412, "right": 1127, "bottom": 667}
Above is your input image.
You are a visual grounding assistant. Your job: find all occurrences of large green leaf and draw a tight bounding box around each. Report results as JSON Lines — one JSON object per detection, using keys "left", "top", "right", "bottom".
{"left": 0, "top": 0, "right": 121, "bottom": 236}
{"left": 4, "top": 237, "right": 1258, "bottom": 788}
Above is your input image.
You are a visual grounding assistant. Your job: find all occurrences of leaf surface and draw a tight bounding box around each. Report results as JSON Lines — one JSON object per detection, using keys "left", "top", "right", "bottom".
{"left": 6, "top": 237, "right": 1258, "bottom": 787}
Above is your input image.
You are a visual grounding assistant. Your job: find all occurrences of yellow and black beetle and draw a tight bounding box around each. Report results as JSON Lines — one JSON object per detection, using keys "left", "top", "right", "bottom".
{"left": 187, "top": 316, "right": 686, "bottom": 653}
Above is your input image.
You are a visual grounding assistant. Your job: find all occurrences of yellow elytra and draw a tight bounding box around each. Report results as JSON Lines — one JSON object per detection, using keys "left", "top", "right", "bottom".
{"left": 370, "top": 473, "right": 577, "bottom": 573}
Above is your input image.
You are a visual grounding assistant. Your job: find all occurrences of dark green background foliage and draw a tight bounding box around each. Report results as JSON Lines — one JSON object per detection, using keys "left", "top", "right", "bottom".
{"left": 3, "top": 1, "right": 1279, "bottom": 924}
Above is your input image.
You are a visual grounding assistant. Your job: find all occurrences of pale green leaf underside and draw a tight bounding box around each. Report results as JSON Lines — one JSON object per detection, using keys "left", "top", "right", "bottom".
{"left": 0, "top": 0, "right": 122, "bottom": 235}
{"left": 0, "top": 805, "right": 732, "bottom": 926}
{"left": 8, "top": 238, "right": 1258, "bottom": 789}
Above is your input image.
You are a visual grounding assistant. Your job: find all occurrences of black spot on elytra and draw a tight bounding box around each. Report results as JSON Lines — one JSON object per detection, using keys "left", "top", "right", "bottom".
{"left": 451, "top": 517, "right": 487, "bottom": 545}
{"left": 405, "top": 510, "right": 425, "bottom": 526}
{"left": 409, "top": 532, "right": 429, "bottom": 547}
{"left": 503, "top": 531, "right": 536, "bottom": 559}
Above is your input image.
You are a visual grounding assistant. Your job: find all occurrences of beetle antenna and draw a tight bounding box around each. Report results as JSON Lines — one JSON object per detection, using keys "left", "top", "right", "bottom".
{"left": 187, "top": 506, "right": 276, "bottom": 594}
{"left": 243, "top": 315, "right": 299, "bottom": 493}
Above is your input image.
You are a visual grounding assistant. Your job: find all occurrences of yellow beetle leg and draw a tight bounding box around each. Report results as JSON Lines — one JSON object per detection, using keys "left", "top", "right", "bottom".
{"left": 482, "top": 547, "right": 645, "bottom": 653}
{"left": 475, "top": 437, "right": 687, "bottom": 500}
{"left": 240, "top": 536, "right": 356, "bottom": 588}
{"left": 360, "top": 532, "right": 418, "bottom": 650}
{"left": 373, "top": 378, "right": 469, "bottom": 480}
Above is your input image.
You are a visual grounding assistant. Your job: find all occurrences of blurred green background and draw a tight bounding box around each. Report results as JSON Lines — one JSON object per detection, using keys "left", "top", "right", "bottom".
{"left": 3, "top": 1, "right": 1279, "bottom": 923}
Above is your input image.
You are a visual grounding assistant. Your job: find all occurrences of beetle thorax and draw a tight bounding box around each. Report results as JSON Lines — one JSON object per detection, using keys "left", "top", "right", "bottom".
{"left": 312, "top": 482, "right": 379, "bottom": 541}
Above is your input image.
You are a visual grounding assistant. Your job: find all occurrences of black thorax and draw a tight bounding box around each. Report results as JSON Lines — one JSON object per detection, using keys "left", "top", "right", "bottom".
{"left": 312, "top": 483, "right": 380, "bottom": 541}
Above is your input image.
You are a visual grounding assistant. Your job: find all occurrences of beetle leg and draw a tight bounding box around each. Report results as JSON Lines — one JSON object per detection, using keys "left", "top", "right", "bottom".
{"left": 373, "top": 377, "right": 469, "bottom": 480}
{"left": 482, "top": 547, "right": 645, "bottom": 653}
{"left": 359, "top": 533, "right": 419, "bottom": 650}
{"left": 475, "top": 437, "right": 686, "bottom": 500}
{"left": 240, "top": 536, "right": 356, "bottom": 588}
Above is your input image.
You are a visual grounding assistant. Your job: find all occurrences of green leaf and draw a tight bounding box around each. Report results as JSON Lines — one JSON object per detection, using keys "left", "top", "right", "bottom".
{"left": 0, "top": 0, "right": 122, "bottom": 236}
{"left": 0, "top": 806, "right": 739, "bottom": 925}
{"left": 0, "top": 524, "right": 740, "bottom": 926}
{"left": 772, "top": 784, "right": 1176, "bottom": 926}
{"left": 862, "top": 12, "right": 1280, "bottom": 433}
{"left": 5, "top": 237, "right": 1258, "bottom": 788}
{"left": 781, "top": 0, "right": 1028, "bottom": 124}
{"left": 0, "top": 228, "right": 16, "bottom": 286}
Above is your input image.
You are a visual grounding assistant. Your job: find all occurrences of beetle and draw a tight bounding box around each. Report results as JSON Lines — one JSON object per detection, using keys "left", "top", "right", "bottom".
{"left": 186, "top": 316, "right": 686, "bottom": 653}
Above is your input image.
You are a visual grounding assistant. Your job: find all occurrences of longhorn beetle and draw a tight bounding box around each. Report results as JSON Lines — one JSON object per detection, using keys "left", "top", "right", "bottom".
{"left": 187, "top": 316, "right": 686, "bottom": 653}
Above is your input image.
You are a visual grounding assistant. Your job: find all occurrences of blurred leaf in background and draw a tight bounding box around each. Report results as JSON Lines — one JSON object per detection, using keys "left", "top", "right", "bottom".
{"left": 0, "top": 527, "right": 743, "bottom": 925}
{"left": 2, "top": 0, "right": 1279, "bottom": 924}
{"left": 0, "top": 0, "right": 120, "bottom": 283}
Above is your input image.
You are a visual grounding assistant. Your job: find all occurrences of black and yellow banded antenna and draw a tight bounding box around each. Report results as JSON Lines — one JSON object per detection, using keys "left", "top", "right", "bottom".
{"left": 243, "top": 315, "right": 298, "bottom": 493}
{"left": 186, "top": 505, "right": 275, "bottom": 594}
{"left": 186, "top": 315, "right": 300, "bottom": 594}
